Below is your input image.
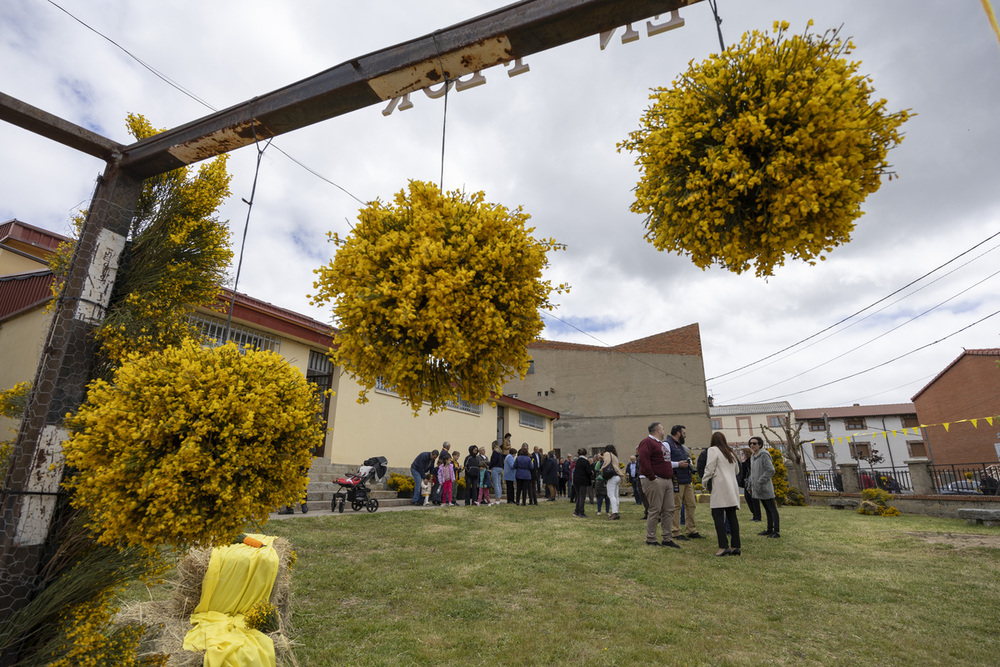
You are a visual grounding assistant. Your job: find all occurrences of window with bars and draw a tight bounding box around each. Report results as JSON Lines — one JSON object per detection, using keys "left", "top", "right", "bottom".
{"left": 190, "top": 313, "right": 280, "bottom": 353}
{"left": 374, "top": 378, "right": 482, "bottom": 415}
{"left": 519, "top": 410, "right": 545, "bottom": 430}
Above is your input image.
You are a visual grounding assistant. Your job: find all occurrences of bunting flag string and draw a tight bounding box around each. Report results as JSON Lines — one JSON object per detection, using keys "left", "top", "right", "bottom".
{"left": 828, "top": 413, "right": 1000, "bottom": 445}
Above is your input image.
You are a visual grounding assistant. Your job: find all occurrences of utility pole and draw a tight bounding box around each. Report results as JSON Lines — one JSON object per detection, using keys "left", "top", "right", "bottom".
{"left": 0, "top": 0, "right": 703, "bottom": 637}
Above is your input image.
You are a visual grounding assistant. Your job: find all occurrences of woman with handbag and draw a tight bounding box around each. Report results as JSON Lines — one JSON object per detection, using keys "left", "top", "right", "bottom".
{"left": 600, "top": 445, "right": 624, "bottom": 520}
{"left": 702, "top": 432, "right": 742, "bottom": 556}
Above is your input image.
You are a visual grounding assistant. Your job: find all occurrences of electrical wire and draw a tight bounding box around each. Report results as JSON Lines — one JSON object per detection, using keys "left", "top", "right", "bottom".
{"left": 539, "top": 310, "right": 704, "bottom": 388}
{"left": 712, "top": 239, "right": 1000, "bottom": 387}
{"left": 725, "top": 266, "right": 1000, "bottom": 401}
{"left": 45, "top": 0, "right": 366, "bottom": 208}
{"left": 707, "top": 228, "right": 1000, "bottom": 382}
{"left": 749, "top": 307, "right": 1000, "bottom": 403}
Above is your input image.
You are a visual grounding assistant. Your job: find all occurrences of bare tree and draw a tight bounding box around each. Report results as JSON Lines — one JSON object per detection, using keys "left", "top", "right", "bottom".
{"left": 760, "top": 415, "right": 813, "bottom": 498}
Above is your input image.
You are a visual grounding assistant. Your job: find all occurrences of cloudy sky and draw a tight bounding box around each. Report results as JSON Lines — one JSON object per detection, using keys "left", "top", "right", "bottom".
{"left": 3, "top": 0, "right": 1000, "bottom": 413}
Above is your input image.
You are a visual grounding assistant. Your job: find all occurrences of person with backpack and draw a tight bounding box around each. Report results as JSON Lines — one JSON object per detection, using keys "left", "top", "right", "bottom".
{"left": 599, "top": 444, "right": 623, "bottom": 520}
{"left": 464, "top": 445, "right": 481, "bottom": 506}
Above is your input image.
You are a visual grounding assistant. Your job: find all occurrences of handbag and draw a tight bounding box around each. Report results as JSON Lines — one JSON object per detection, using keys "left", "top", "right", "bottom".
{"left": 601, "top": 462, "right": 616, "bottom": 481}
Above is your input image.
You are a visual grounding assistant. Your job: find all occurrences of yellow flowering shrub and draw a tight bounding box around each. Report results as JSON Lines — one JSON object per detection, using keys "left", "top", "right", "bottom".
{"left": 768, "top": 447, "right": 791, "bottom": 504}
{"left": 619, "top": 21, "right": 911, "bottom": 277}
{"left": 858, "top": 487, "right": 901, "bottom": 517}
{"left": 0, "top": 381, "right": 31, "bottom": 481}
{"left": 49, "top": 113, "right": 233, "bottom": 367}
{"left": 63, "top": 340, "right": 321, "bottom": 550}
{"left": 311, "top": 180, "right": 567, "bottom": 413}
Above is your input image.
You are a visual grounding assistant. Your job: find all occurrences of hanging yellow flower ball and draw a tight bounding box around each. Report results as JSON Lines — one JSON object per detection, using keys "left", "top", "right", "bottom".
{"left": 619, "top": 20, "right": 912, "bottom": 277}
{"left": 63, "top": 340, "right": 321, "bottom": 550}
{"left": 311, "top": 180, "right": 567, "bottom": 414}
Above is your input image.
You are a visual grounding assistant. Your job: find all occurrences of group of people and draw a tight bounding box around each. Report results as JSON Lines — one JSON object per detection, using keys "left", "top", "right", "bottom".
{"left": 408, "top": 424, "right": 782, "bottom": 558}
{"left": 638, "top": 423, "right": 781, "bottom": 556}
{"left": 410, "top": 438, "right": 562, "bottom": 508}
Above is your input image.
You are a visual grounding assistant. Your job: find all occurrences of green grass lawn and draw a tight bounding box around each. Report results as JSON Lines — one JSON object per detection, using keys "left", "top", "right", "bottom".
{"left": 165, "top": 501, "right": 1000, "bottom": 666}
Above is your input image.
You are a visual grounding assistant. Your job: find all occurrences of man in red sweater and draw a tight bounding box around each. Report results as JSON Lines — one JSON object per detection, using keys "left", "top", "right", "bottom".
{"left": 637, "top": 422, "right": 680, "bottom": 548}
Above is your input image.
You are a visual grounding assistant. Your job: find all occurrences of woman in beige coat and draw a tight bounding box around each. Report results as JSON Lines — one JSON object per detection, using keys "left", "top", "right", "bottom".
{"left": 702, "top": 432, "right": 742, "bottom": 556}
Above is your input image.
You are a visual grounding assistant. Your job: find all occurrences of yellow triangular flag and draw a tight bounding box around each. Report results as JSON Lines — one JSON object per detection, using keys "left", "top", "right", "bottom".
{"left": 943, "top": 423, "right": 950, "bottom": 432}
{"left": 987, "top": 416, "right": 994, "bottom": 427}
{"left": 892, "top": 430, "right": 898, "bottom": 437}
{"left": 971, "top": 419, "right": 978, "bottom": 428}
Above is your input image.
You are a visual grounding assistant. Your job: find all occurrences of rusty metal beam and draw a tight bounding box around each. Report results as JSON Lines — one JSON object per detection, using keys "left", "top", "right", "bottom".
{"left": 119, "top": 0, "right": 700, "bottom": 178}
{"left": 0, "top": 91, "right": 123, "bottom": 162}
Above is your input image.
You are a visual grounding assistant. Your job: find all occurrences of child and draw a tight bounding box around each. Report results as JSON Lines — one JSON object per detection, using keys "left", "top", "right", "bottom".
{"left": 595, "top": 474, "right": 610, "bottom": 516}
{"left": 438, "top": 455, "right": 455, "bottom": 506}
{"left": 478, "top": 467, "right": 492, "bottom": 506}
{"left": 420, "top": 474, "right": 433, "bottom": 506}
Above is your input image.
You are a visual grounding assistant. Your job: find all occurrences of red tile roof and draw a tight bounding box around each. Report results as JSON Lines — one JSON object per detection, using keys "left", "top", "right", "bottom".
{"left": 529, "top": 322, "right": 702, "bottom": 356}
{"left": 794, "top": 403, "right": 917, "bottom": 420}
{"left": 0, "top": 270, "right": 54, "bottom": 321}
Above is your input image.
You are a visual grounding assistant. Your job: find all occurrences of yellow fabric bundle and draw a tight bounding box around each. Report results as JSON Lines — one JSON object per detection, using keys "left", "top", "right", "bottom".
{"left": 182, "top": 534, "right": 279, "bottom": 667}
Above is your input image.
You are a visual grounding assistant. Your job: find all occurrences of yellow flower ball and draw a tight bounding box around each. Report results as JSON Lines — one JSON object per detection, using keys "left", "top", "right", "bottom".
{"left": 311, "top": 180, "right": 567, "bottom": 414}
{"left": 618, "top": 21, "right": 911, "bottom": 277}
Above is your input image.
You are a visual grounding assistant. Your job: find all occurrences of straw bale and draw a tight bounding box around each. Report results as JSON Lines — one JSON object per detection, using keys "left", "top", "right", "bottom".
{"left": 117, "top": 537, "right": 297, "bottom": 666}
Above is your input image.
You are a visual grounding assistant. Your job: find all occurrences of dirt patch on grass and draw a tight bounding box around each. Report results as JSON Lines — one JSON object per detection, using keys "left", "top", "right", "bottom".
{"left": 905, "top": 531, "right": 1000, "bottom": 549}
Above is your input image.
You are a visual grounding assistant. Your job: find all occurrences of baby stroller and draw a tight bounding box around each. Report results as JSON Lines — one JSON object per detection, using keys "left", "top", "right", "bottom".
{"left": 332, "top": 456, "right": 388, "bottom": 513}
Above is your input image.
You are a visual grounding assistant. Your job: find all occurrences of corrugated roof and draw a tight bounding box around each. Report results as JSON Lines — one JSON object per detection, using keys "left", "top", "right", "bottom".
{"left": 0, "top": 270, "right": 54, "bottom": 321}
{"left": 910, "top": 349, "right": 1000, "bottom": 402}
{"left": 794, "top": 403, "right": 916, "bottom": 420}
{"left": 710, "top": 402, "right": 793, "bottom": 417}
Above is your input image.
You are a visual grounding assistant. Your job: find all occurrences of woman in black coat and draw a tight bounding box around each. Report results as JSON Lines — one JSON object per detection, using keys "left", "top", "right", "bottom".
{"left": 572, "top": 448, "right": 594, "bottom": 518}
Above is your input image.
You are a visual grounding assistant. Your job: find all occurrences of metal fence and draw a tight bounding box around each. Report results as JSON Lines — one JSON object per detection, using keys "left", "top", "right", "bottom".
{"left": 858, "top": 466, "right": 913, "bottom": 493}
{"left": 806, "top": 466, "right": 914, "bottom": 493}
{"left": 929, "top": 462, "right": 1000, "bottom": 495}
{"left": 805, "top": 469, "right": 842, "bottom": 492}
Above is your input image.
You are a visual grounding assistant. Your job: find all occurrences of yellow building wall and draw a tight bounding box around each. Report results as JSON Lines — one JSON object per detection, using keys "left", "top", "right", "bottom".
{"left": 0, "top": 249, "right": 47, "bottom": 276}
{"left": 326, "top": 373, "right": 554, "bottom": 470}
{"left": 0, "top": 306, "right": 51, "bottom": 436}
{"left": 503, "top": 411, "right": 555, "bottom": 454}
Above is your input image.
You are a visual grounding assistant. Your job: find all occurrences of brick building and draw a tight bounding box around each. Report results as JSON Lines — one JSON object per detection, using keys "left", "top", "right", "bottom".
{"left": 502, "top": 323, "right": 711, "bottom": 456}
{"left": 911, "top": 349, "right": 1000, "bottom": 465}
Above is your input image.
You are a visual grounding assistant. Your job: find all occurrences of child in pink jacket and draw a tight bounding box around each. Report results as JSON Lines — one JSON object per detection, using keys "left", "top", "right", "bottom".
{"left": 438, "top": 455, "right": 455, "bottom": 505}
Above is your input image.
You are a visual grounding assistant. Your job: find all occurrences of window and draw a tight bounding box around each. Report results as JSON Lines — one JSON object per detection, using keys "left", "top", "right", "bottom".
{"left": 907, "top": 440, "right": 927, "bottom": 458}
{"left": 711, "top": 418, "right": 722, "bottom": 430}
{"left": 850, "top": 441, "right": 871, "bottom": 459}
{"left": 767, "top": 415, "right": 785, "bottom": 428}
{"left": 813, "top": 443, "right": 831, "bottom": 459}
{"left": 376, "top": 378, "right": 482, "bottom": 415}
{"left": 190, "top": 313, "right": 280, "bottom": 353}
{"left": 845, "top": 417, "right": 866, "bottom": 430}
{"left": 519, "top": 411, "right": 545, "bottom": 430}
{"left": 527, "top": 359, "right": 535, "bottom": 374}
{"left": 306, "top": 350, "right": 333, "bottom": 456}
{"left": 809, "top": 420, "right": 826, "bottom": 432}
{"left": 902, "top": 416, "right": 919, "bottom": 429}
